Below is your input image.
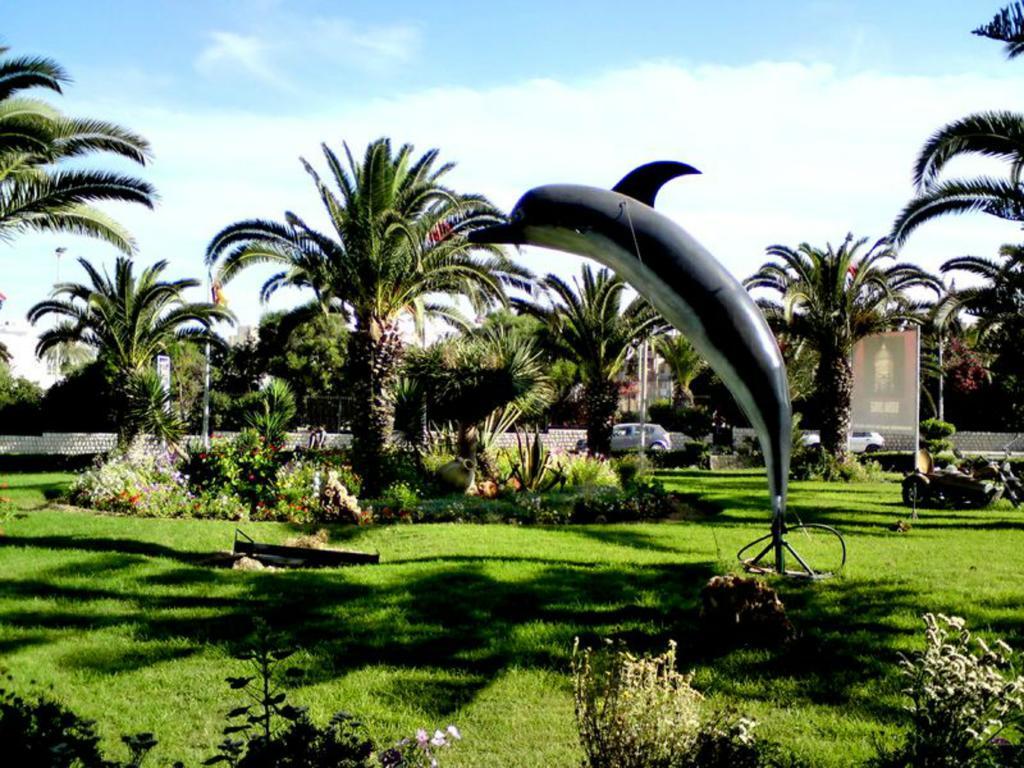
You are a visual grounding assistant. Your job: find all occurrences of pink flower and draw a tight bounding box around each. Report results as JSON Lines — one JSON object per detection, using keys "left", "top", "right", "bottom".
{"left": 446, "top": 724, "right": 461, "bottom": 741}
{"left": 431, "top": 729, "right": 446, "bottom": 747}
{"left": 416, "top": 728, "right": 429, "bottom": 747}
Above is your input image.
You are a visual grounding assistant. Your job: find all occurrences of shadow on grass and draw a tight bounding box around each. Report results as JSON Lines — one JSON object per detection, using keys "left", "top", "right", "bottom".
{"left": 0, "top": 524, "right": 981, "bottom": 726}
{"left": 0, "top": 534, "right": 206, "bottom": 565}
{"left": 3, "top": 473, "right": 1020, "bottom": 727}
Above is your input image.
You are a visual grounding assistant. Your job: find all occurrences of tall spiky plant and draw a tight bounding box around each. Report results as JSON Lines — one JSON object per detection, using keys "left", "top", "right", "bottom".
{"left": 206, "top": 138, "right": 530, "bottom": 494}
{"left": 745, "top": 235, "right": 940, "bottom": 459}
{"left": 516, "top": 265, "right": 661, "bottom": 455}
{"left": 404, "top": 327, "right": 551, "bottom": 468}
{"left": 27, "top": 257, "right": 232, "bottom": 444}
{"left": 0, "top": 46, "right": 154, "bottom": 251}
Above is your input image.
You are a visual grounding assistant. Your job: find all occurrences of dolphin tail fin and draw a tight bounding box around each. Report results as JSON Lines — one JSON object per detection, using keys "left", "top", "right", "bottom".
{"left": 612, "top": 161, "right": 701, "bottom": 208}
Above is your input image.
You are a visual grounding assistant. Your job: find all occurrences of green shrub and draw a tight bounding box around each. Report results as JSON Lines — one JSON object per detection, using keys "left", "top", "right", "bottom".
{"left": 273, "top": 458, "right": 324, "bottom": 522}
{"left": 380, "top": 482, "right": 421, "bottom": 516}
{"left": 864, "top": 451, "right": 916, "bottom": 473}
{"left": 612, "top": 454, "right": 651, "bottom": 487}
{"left": 560, "top": 454, "right": 620, "bottom": 490}
{"left": 651, "top": 443, "right": 710, "bottom": 469}
{"left": 510, "top": 492, "right": 571, "bottom": 524}
{"left": 380, "top": 449, "right": 429, "bottom": 495}
{"left": 572, "top": 480, "right": 671, "bottom": 523}
{"left": 920, "top": 418, "right": 956, "bottom": 456}
{"left": 421, "top": 446, "right": 456, "bottom": 477}
{"left": 182, "top": 430, "right": 280, "bottom": 512}
{"left": 791, "top": 446, "right": 885, "bottom": 483}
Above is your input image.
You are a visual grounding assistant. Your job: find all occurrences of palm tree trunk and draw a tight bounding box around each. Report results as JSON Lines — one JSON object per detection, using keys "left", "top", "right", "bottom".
{"left": 672, "top": 383, "right": 685, "bottom": 408}
{"left": 349, "top": 318, "right": 403, "bottom": 496}
{"left": 817, "top": 347, "right": 853, "bottom": 461}
{"left": 584, "top": 379, "right": 620, "bottom": 455}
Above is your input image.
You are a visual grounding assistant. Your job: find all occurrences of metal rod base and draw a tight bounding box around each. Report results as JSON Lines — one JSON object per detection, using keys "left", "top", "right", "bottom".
{"left": 737, "top": 523, "right": 847, "bottom": 580}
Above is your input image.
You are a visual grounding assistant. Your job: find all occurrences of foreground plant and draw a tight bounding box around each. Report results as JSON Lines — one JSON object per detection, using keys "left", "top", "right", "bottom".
{"left": 0, "top": 671, "right": 164, "bottom": 768}
{"left": 574, "top": 639, "right": 701, "bottom": 768}
{"left": 209, "top": 622, "right": 375, "bottom": 767}
{"left": 573, "top": 640, "right": 803, "bottom": 768}
{"left": 874, "top": 613, "right": 1024, "bottom": 768}
{"left": 378, "top": 725, "right": 462, "bottom": 768}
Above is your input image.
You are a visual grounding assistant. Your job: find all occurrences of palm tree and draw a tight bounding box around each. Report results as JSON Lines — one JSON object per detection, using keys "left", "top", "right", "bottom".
{"left": 975, "top": 3, "right": 1024, "bottom": 58}
{"left": 892, "top": 112, "right": 1024, "bottom": 243}
{"left": 653, "top": 333, "right": 706, "bottom": 407}
{"left": 516, "top": 265, "right": 661, "bottom": 455}
{"left": 27, "top": 257, "right": 232, "bottom": 443}
{"left": 42, "top": 339, "right": 94, "bottom": 375}
{"left": 745, "top": 235, "right": 940, "bottom": 459}
{"left": 0, "top": 46, "right": 155, "bottom": 251}
{"left": 206, "top": 138, "right": 529, "bottom": 494}
{"left": 893, "top": 7, "right": 1024, "bottom": 244}
{"left": 940, "top": 244, "right": 1024, "bottom": 337}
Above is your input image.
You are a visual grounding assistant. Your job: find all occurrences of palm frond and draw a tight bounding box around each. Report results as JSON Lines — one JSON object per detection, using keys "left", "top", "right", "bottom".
{"left": 974, "top": 3, "right": 1024, "bottom": 58}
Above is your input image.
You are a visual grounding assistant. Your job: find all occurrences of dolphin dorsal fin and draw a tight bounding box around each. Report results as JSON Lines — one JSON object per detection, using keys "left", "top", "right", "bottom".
{"left": 612, "top": 161, "right": 701, "bottom": 207}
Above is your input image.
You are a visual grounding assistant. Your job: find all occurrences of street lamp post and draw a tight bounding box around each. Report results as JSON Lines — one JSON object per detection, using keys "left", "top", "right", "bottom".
{"left": 201, "top": 270, "right": 213, "bottom": 449}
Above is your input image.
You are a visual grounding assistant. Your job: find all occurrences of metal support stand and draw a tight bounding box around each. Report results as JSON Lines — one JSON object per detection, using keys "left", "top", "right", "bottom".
{"left": 737, "top": 514, "right": 847, "bottom": 580}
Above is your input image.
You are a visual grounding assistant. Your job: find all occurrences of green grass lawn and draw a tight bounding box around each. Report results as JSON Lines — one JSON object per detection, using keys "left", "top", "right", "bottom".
{"left": 0, "top": 470, "right": 75, "bottom": 509}
{"left": 0, "top": 468, "right": 1022, "bottom": 766}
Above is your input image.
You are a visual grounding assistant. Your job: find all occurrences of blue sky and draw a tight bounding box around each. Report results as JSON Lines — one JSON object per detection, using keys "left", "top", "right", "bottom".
{"left": 6, "top": 1, "right": 1007, "bottom": 101}
{"left": 2, "top": 1, "right": 1022, "bottom": 378}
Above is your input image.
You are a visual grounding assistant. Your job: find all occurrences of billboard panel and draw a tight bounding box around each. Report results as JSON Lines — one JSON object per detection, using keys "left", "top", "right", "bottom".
{"left": 850, "top": 329, "right": 919, "bottom": 434}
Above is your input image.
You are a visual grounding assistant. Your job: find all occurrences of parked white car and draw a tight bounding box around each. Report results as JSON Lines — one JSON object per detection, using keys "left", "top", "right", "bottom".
{"left": 850, "top": 430, "right": 885, "bottom": 453}
{"left": 801, "top": 430, "right": 884, "bottom": 453}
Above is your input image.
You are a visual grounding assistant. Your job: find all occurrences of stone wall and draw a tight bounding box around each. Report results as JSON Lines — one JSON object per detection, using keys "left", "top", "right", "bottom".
{"left": 732, "top": 428, "right": 1024, "bottom": 454}
{"left": 2, "top": 428, "right": 1021, "bottom": 456}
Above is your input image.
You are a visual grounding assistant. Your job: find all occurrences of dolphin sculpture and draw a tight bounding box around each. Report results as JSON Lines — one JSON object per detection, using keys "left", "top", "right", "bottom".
{"left": 470, "top": 161, "right": 793, "bottom": 572}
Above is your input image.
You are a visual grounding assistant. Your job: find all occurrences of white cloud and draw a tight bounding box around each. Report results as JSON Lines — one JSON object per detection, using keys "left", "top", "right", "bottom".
{"left": 195, "top": 31, "right": 289, "bottom": 89}
{"left": 308, "top": 17, "right": 420, "bottom": 69}
{"left": 193, "top": 14, "right": 420, "bottom": 88}
{"left": 8, "top": 59, "right": 1022, "bottom": 335}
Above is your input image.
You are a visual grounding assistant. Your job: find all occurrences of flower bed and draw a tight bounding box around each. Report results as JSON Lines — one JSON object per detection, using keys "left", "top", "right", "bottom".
{"left": 70, "top": 431, "right": 692, "bottom": 526}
